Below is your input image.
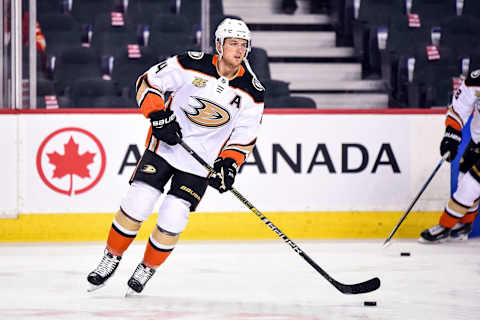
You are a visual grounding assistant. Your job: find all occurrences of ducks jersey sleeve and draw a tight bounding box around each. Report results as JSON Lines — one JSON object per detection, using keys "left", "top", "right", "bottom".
{"left": 447, "top": 69, "right": 480, "bottom": 131}
{"left": 135, "top": 56, "right": 186, "bottom": 117}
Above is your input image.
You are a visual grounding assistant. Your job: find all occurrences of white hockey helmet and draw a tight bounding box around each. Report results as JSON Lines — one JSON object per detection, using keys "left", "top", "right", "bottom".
{"left": 215, "top": 18, "right": 251, "bottom": 58}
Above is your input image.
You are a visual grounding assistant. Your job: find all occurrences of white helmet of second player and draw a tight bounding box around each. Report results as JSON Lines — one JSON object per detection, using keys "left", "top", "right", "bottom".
{"left": 215, "top": 18, "right": 251, "bottom": 58}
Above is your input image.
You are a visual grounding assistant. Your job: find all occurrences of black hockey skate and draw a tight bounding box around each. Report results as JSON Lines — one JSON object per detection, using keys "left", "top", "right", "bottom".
{"left": 87, "top": 249, "right": 122, "bottom": 292}
{"left": 450, "top": 223, "right": 473, "bottom": 240}
{"left": 125, "top": 263, "right": 156, "bottom": 296}
{"left": 419, "top": 224, "right": 451, "bottom": 243}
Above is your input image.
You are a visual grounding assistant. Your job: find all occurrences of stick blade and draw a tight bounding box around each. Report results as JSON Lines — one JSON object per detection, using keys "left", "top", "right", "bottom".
{"left": 382, "top": 239, "right": 392, "bottom": 248}
{"left": 334, "top": 277, "right": 381, "bottom": 294}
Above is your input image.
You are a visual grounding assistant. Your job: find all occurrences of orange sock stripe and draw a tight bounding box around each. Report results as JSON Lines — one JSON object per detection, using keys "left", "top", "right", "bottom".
{"left": 106, "top": 224, "right": 136, "bottom": 256}
{"left": 460, "top": 212, "right": 478, "bottom": 224}
{"left": 143, "top": 238, "right": 173, "bottom": 268}
{"left": 439, "top": 211, "right": 461, "bottom": 228}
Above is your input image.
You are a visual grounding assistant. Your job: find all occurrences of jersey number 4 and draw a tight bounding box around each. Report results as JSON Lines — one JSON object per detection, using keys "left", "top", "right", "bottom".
{"left": 155, "top": 61, "right": 167, "bottom": 73}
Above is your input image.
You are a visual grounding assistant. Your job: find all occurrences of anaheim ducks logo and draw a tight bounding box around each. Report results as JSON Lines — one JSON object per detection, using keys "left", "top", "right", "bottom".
{"left": 141, "top": 164, "right": 156, "bottom": 174}
{"left": 183, "top": 97, "right": 230, "bottom": 128}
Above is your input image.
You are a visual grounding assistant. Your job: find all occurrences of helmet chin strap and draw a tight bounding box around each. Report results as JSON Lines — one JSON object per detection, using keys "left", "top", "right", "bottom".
{"left": 216, "top": 39, "right": 224, "bottom": 61}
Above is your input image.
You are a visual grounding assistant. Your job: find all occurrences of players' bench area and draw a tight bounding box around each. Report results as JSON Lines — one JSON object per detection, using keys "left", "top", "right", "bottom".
{"left": 4, "top": 108, "right": 478, "bottom": 242}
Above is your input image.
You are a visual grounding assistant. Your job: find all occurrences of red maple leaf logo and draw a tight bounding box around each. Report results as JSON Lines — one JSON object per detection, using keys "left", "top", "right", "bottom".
{"left": 47, "top": 136, "right": 96, "bottom": 196}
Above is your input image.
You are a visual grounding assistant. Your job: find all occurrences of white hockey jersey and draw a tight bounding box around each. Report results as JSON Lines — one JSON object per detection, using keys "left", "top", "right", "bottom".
{"left": 136, "top": 52, "right": 265, "bottom": 177}
{"left": 446, "top": 69, "right": 480, "bottom": 142}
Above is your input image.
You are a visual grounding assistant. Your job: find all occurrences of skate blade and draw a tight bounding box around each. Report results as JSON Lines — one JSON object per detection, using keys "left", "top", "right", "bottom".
{"left": 450, "top": 234, "right": 469, "bottom": 241}
{"left": 125, "top": 288, "right": 140, "bottom": 297}
{"left": 417, "top": 237, "right": 448, "bottom": 244}
{"left": 87, "top": 283, "right": 105, "bottom": 292}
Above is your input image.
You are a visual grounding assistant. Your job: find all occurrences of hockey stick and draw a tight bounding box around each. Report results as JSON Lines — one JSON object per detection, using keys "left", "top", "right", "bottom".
{"left": 180, "top": 140, "right": 380, "bottom": 294}
{"left": 383, "top": 153, "right": 449, "bottom": 247}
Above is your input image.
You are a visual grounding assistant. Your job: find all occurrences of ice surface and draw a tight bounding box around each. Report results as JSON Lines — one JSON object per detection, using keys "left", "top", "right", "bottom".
{"left": 0, "top": 239, "right": 479, "bottom": 320}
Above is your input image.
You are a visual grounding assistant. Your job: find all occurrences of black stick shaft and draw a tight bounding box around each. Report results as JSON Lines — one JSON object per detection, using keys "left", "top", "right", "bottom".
{"left": 180, "top": 140, "right": 380, "bottom": 294}
{"left": 383, "top": 156, "right": 446, "bottom": 246}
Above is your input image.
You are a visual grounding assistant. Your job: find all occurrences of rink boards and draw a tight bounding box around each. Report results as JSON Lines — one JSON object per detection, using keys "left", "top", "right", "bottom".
{"left": 0, "top": 109, "right": 449, "bottom": 241}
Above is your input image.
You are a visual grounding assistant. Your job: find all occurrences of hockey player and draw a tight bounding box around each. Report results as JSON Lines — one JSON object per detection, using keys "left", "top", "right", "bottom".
{"left": 87, "top": 18, "right": 264, "bottom": 294}
{"left": 420, "top": 69, "right": 480, "bottom": 243}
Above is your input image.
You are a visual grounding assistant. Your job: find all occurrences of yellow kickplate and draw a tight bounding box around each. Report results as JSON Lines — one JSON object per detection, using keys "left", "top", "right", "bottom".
{"left": 0, "top": 211, "right": 441, "bottom": 242}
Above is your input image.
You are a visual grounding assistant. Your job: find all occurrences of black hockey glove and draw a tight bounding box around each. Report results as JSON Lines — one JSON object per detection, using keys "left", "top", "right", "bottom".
{"left": 149, "top": 109, "right": 182, "bottom": 146}
{"left": 440, "top": 126, "right": 462, "bottom": 162}
{"left": 209, "top": 157, "right": 238, "bottom": 193}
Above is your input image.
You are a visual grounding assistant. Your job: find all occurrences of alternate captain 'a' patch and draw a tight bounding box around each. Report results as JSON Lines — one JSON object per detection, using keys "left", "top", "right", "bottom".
{"left": 182, "top": 96, "right": 231, "bottom": 128}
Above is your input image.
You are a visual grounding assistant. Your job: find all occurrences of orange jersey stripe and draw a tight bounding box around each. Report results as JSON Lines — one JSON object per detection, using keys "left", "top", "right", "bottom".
{"left": 221, "top": 149, "right": 246, "bottom": 167}
{"left": 136, "top": 75, "right": 166, "bottom": 117}
{"left": 139, "top": 92, "right": 165, "bottom": 117}
{"left": 445, "top": 116, "right": 461, "bottom": 131}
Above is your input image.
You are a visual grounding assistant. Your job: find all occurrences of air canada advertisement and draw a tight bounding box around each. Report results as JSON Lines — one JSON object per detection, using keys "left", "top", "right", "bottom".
{"left": 1, "top": 113, "right": 449, "bottom": 214}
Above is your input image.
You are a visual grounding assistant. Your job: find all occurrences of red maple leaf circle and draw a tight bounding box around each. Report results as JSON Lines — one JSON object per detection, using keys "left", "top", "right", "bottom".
{"left": 47, "top": 136, "right": 96, "bottom": 195}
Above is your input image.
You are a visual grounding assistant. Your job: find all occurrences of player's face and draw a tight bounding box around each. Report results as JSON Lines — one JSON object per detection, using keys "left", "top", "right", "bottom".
{"left": 221, "top": 38, "right": 248, "bottom": 66}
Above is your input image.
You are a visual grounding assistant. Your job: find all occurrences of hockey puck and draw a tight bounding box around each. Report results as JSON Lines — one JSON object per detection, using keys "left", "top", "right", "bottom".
{"left": 400, "top": 252, "right": 411, "bottom": 256}
{"left": 364, "top": 301, "right": 377, "bottom": 306}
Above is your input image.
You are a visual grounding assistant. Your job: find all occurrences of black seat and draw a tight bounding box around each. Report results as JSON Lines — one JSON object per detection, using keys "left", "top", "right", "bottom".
{"left": 38, "top": 13, "right": 82, "bottom": 57}
{"left": 263, "top": 79, "right": 290, "bottom": 97}
{"left": 412, "top": 65, "right": 460, "bottom": 107}
{"left": 405, "top": 47, "right": 462, "bottom": 108}
{"left": 392, "top": 45, "right": 458, "bottom": 107}
{"left": 387, "top": 15, "right": 432, "bottom": 56}
{"left": 352, "top": 0, "right": 404, "bottom": 77}
{"left": 152, "top": 13, "right": 191, "bottom": 34}
{"left": 70, "top": 79, "right": 119, "bottom": 108}
{"left": 131, "top": 0, "right": 176, "bottom": 25}
{"left": 385, "top": 13, "right": 432, "bottom": 102}
{"left": 409, "top": 0, "right": 457, "bottom": 28}
{"left": 71, "top": 0, "right": 115, "bottom": 25}
{"left": 54, "top": 47, "right": 102, "bottom": 95}
{"left": 440, "top": 15, "right": 480, "bottom": 57}
{"left": 36, "top": 79, "right": 56, "bottom": 109}
{"left": 37, "top": 78, "right": 72, "bottom": 108}
{"left": 111, "top": 46, "right": 160, "bottom": 102}
{"left": 150, "top": 14, "right": 196, "bottom": 57}
{"left": 91, "top": 12, "right": 138, "bottom": 56}
{"left": 38, "top": 1, "right": 69, "bottom": 14}
{"left": 265, "top": 96, "right": 316, "bottom": 109}
{"left": 463, "top": 0, "right": 480, "bottom": 18}
{"left": 92, "top": 95, "right": 133, "bottom": 108}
